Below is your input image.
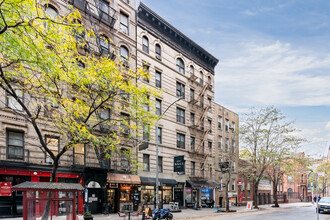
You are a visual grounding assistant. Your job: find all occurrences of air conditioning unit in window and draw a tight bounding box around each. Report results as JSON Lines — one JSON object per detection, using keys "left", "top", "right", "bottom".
{"left": 155, "top": 54, "right": 162, "bottom": 61}
{"left": 46, "top": 156, "right": 54, "bottom": 164}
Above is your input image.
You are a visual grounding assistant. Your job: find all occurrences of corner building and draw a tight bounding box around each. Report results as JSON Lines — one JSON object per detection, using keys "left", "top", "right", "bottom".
{"left": 136, "top": 3, "right": 219, "bottom": 209}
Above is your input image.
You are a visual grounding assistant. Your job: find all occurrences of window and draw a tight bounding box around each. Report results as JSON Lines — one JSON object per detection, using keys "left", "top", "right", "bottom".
{"left": 208, "top": 119, "right": 212, "bottom": 133}
{"left": 190, "top": 112, "right": 195, "bottom": 126}
{"left": 45, "top": 6, "right": 58, "bottom": 19}
{"left": 121, "top": 148, "right": 129, "bottom": 170}
{"left": 218, "top": 116, "right": 222, "bottom": 129}
{"left": 176, "top": 58, "right": 185, "bottom": 74}
{"left": 218, "top": 136, "right": 222, "bottom": 149}
{"left": 123, "top": 0, "right": 129, "bottom": 3}
{"left": 208, "top": 97, "right": 212, "bottom": 111}
{"left": 225, "top": 120, "right": 229, "bottom": 131}
{"left": 177, "top": 133, "right": 185, "bottom": 149}
{"left": 208, "top": 141, "right": 212, "bottom": 149}
{"left": 99, "top": 0, "right": 109, "bottom": 14}
{"left": 232, "top": 180, "right": 235, "bottom": 191}
{"left": 7, "top": 130, "right": 24, "bottom": 160}
{"left": 143, "top": 95, "right": 150, "bottom": 111}
{"left": 6, "top": 90, "right": 23, "bottom": 111}
{"left": 45, "top": 136, "right": 59, "bottom": 163}
{"left": 155, "top": 44, "right": 161, "bottom": 57}
{"left": 142, "top": 65, "right": 149, "bottom": 83}
{"left": 200, "top": 95, "right": 204, "bottom": 108}
{"left": 190, "top": 65, "right": 194, "bottom": 76}
{"left": 143, "top": 154, "right": 150, "bottom": 171}
{"left": 176, "top": 107, "right": 185, "bottom": 124}
{"left": 143, "top": 124, "right": 150, "bottom": 142}
{"left": 155, "top": 71, "right": 162, "bottom": 88}
{"left": 157, "top": 127, "right": 162, "bottom": 144}
{"left": 231, "top": 122, "right": 236, "bottom": 132}
{"left": 74, "top": 143, "right": 85, "bottom": 165}
{"left": 191, "top": 161, "right": 195, "bottom": 176}
{"left": 120, "top": 113, "right": 130, "bottom": 134}
{"left": 176, "top": 82, "right": 185, "bottom": 99}
{"left": 225, "top": 139, "right": 229, "bottom": 152}
{"left": 100, "top": 35, "right": 110, "bottom": 56}
{"left": 190, "top": 89, "right": 195, "bottom": 102}
{"left": 100, "top": 109, "right": 110, "bottom": 121}
{"left": 120, "top": 12, "right": 129, "bottom": 34}
{"left": 142, "top": 36, "right": 149, "bottom": 53}
{"left": 120, "top": 46, "right": 129, "bottom": 62}
{"left": 158, "top": 156, "right": 163, "bottom": 173}
{"left": 219, "top": 178, "right": 223, "bottom": 191}
{"left": 199, "top": 71, "right": 203, "bottom": 85}
{"left": 231, "top": 140, "right": 235, "bottom": 153}
{"left": 209, "top": 164, "right": 212, "bottom": 177}
{"left": 190, "top": 136, "right": 195, "bottom": 151}
{"left": 155, "top": 99, "right": 162, "bottom": 116}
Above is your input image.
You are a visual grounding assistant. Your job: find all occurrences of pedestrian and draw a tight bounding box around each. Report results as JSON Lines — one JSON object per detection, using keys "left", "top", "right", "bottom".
{"left": 313, "top": 196, "right": 317, "bottom": 203}
{"left": 318, "top": 195, "right": 321, "bottom": 202}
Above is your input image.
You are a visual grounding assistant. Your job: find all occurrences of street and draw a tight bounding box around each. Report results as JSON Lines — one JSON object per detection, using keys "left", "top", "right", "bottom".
{"left": 192, "top": 206, "right": 330, "bottom": 220}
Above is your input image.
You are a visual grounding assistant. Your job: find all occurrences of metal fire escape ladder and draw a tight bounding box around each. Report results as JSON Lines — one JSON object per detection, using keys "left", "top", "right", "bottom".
{"left": 85, "top": 0, "right": 102, "bottom": 54}
{"left": 195, "top": 129, "right": 209, "bottom": 153}
{"left": 201, "top": 154, "right": 208, "bottom": 170}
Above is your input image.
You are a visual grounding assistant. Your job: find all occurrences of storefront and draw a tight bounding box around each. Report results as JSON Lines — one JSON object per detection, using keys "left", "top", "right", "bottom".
{"left": 173, "top": 183, "right": 184, "bottom": 207}
{"left": 107, "top": 173, "right": 141, "bottom": 213}
{"left": 185, "top": 180, "right": 211, "bottom": 208}
{"left": 140, "top": 177, "right": 177, "bottom": 209}
{"left": 0, "top": 168, "right": 83, "bottom": 217}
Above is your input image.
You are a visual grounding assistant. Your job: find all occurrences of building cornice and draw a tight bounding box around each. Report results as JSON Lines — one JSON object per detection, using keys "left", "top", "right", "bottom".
{"left": 137, "top": 3, "right": 219, "bottom": 75}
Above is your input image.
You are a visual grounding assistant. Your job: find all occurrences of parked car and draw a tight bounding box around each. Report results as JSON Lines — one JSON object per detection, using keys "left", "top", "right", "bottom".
{"left": 317, "top": 197, "right": 330, "bottom": 213}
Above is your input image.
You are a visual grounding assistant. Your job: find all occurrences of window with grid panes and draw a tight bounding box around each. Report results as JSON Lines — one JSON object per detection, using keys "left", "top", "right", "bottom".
{"left": 155, "top": 44, "right": 161, "bottom": 56}
{"left": 190, "top": 89, "right": 195, "bottom": 102}
{"left": 218, "top": 136, "right": 222, "bottom": 149}
{"left": 176, "top": 58, "right": 185, "bottom": 74}
{"left": 177, "top": 133, "right": 185, "bottom": 149}
{"left": 225, "top": 139, "right": 229, "bottom": 152}
{"left": 6, "top": 90, "right": 23, "bottom": 111}
{"left": 158, "top": 156, "right": 163, "bottom": 173}
{"left": 191, "top": 161, "right": 195, "bottom": 176}
{"left": 45, "top": 136, "right": 59, "bottom": 163}
{"left": 190, "top": 112, "right": 195, "bottom": 126}
{"left": 176, "top": 107, "right": 185, "bottom": 124}
{"left": 157, "top": 127, "right": 162, "bottom": 144}
{"left": 7, "top": 130, "right": 24, "bottom": 160}
{"left": 143, "top": 65, "right": 150, "bottom": 83}
{"left": 218, "top": 116, "right": 222, "bottom": 129}
{"left": 143, "top": 154, "right": 150, "bottom": 171}
{"left": 74, "top": 143, "right": 85, "bottom": 165}
{"left": 155, "top": 71, "right": 161, "bottom": 88}
{"left": 176, "top": 82, "right": 185, "bottom": 99}
{"left": 143, "top": 124, "right": 149, "bottom": 142}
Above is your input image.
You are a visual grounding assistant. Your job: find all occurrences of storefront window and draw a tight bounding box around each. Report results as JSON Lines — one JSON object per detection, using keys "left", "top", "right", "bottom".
{"left": 162, "top": 186, "right": 172, "bottom": 204}
{"left": 141, "top": 185, "right": 155, "bottom": 205}
{"left": 201, "top": 188, "right": 211, "bottom": 204}
{"left": 120, "top": 185, "right": 133, "bottom": 202}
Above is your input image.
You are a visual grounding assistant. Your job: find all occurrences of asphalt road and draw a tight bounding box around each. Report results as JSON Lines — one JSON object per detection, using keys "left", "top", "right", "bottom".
{"left": 194, "top": 206, "right": 330, "bottom": 220}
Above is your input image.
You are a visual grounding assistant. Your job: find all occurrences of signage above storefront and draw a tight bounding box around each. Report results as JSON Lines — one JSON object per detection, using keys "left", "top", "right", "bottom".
{"left": 0, "top": 182, "right": 12, "bottom": 197}
{"left": 174, "top": 156, "right": 185, "bottom": 173}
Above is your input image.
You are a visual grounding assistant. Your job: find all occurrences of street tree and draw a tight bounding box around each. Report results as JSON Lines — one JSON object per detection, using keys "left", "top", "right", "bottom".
{"left": 0, "top": 0, "right": 158, "bottom": 184}
{"left": 240, "top": 106, "right": 304, "bottom": 208}
{"left": 316, "top": 161, "right": 330, "bottom": 196}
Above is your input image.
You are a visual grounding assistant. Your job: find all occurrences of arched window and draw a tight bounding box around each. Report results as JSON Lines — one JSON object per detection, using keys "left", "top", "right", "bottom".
{"left": 155, "top": 44, "right": 161, "bottom": 56}
{"left": 176, "top": 58, "right": 185, "bottom": 74}
{"left": 120, "top": 46, "right": 129, "bottom": 62}
{"left": 100, "top": 35, "right": 110, "bottom": 56}
{"left": 199, "top": 71, "right": 203, "bottom": 85}
{"left": 45, "top": 6, "right": 58, "bottom": 19}
{"left": 190, "top": 65, "right": 194, "bottom": 76}
{"left": 142, "top": 36, "right": 149, "bottom": 53}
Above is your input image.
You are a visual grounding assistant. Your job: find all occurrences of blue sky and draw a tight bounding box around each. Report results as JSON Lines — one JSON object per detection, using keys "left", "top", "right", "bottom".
{"left": 138, "top": 0, "right": 330, "bottom": 156}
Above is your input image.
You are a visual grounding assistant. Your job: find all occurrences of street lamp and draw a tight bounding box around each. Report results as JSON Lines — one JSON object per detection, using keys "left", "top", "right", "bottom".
{"left": 155, "top": 97, "right": 182, "bottom": 210}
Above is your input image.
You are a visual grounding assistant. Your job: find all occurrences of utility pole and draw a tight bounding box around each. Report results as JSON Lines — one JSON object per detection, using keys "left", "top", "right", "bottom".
{"left": 155, "top": 97, "right": 182, "bottom": 210}
{"left": 316, "top": 173, "right": 319, "bottom": 220}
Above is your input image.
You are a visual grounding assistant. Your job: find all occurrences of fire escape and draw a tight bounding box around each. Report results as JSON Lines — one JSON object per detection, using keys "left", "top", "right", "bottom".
{"left": 69, "top": 0, "right": 117, "bottom": 58}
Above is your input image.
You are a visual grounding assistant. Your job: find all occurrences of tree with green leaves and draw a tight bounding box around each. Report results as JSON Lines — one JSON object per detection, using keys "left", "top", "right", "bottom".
{"left": 240, "top": 106, "right": 304, "bottom": 208}
{"left": 316, "top": 161, "right": 330, "bottom": 196}
{"left": 0, "top": 0, "right": 158, "bottom": 183}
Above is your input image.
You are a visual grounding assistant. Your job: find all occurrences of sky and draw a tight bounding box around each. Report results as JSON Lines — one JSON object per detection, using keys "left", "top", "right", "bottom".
{"left": 137, "top": 0, "right": 330, "bottom": 158}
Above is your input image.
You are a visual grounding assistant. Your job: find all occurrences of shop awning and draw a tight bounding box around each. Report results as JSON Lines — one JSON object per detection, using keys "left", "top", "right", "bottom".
{"left": 186, "top": 180, "right": 210, "bottom": 188}
{"left": 107, "top": 173, "right": 141, "bottom": 185}
{"left": 140, "top": 177, "right": 178, "bottom": 186}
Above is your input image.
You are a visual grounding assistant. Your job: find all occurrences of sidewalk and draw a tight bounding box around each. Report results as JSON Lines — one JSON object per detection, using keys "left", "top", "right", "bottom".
{"left": 90, "top": 202, "right": 313, "bottom": 220}
{"left": 0, "top": 202, "right": 313, "bottom": 220}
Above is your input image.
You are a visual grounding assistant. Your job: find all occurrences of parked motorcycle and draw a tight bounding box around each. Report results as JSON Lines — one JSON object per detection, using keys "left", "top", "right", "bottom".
{"left": 152, "top": 209, "right": 173, "bottom": 220}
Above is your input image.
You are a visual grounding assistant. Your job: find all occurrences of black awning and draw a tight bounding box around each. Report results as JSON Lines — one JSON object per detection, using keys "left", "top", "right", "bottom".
{"left": 140, "top": 177, "right": 178, "bottom": 186}
{"left": 186, "top": 180, "right": 209, "bottom": 188}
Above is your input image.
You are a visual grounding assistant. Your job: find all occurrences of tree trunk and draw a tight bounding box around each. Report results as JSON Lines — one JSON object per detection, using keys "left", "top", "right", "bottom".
{"left": 225, "top": 180, "right": 229, "bottom": 212}
{"left": 273, "top": 183, "right": 279, "bottom": 207}
{"left": 41, "top": 159, "right": 59, "bottom": 220}
{"left": 253, "top": 180, "right": 259, "bottom": 209}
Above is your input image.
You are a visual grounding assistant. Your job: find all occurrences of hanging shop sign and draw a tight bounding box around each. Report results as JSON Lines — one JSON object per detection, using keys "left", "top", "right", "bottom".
{"left": 0, "top": 182, "right": 12, "bottom": 197}
{"left": 174, "top": 156, "right": 185, "bottom": 173}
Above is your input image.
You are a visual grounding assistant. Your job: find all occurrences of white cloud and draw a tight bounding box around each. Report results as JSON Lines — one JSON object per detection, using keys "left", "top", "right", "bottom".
{"left": 215, "top": 40, "right": 330, "bottom": 107}
{"left": 325, "top": 122, "right": 330, "bottom": 130}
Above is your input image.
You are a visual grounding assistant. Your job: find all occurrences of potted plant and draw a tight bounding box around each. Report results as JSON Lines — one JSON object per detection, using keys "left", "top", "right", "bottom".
{"left": 84, "top": 211, "right": 93, "bottom": 220}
